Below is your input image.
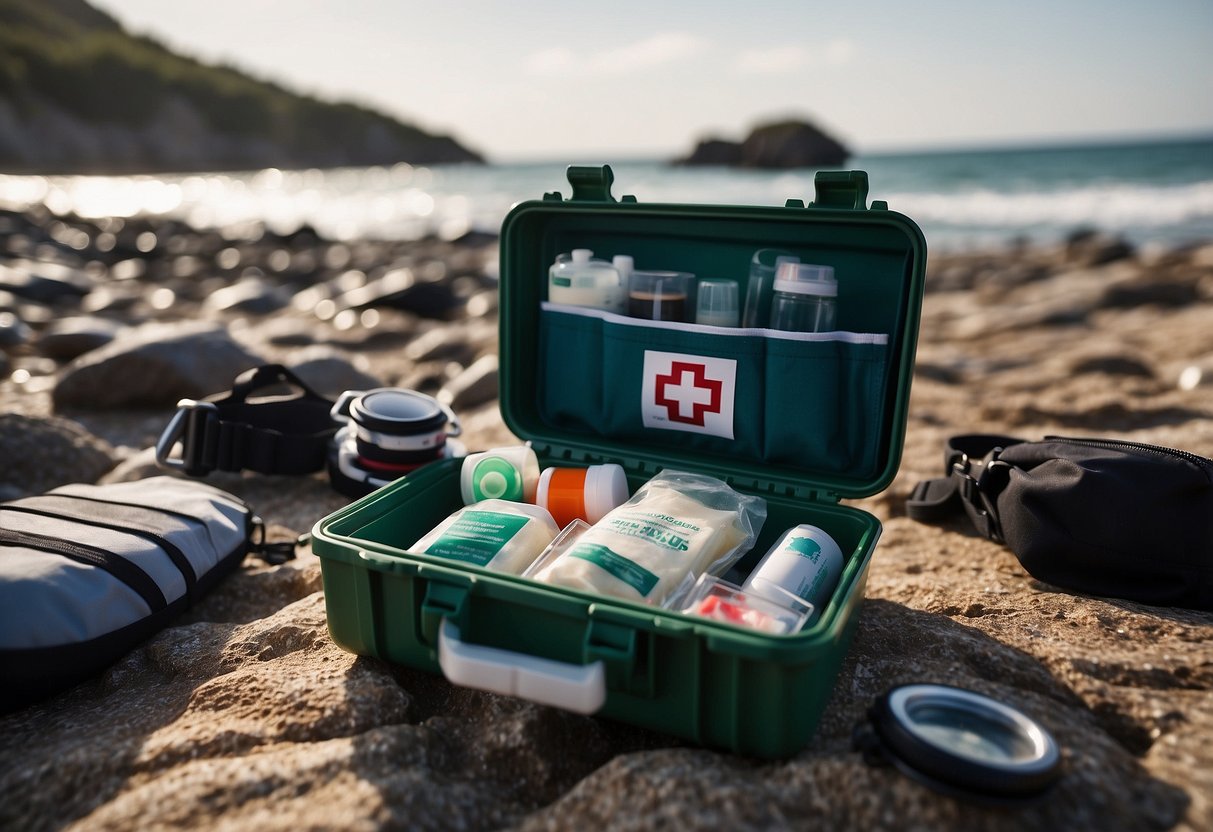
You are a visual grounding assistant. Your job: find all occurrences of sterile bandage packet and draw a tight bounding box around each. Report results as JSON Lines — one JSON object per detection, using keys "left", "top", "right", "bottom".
{"left": 533, "top": 470, "right": 766, "bottom": 607}
{"left": 409, "top": 499, "right": 559, "bottom": 574}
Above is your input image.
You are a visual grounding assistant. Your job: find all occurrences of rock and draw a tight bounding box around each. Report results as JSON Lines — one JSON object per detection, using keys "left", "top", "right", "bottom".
{"left": 53, "top": 322, "right": 266, "bottom": 410}
{"left": 0, "top": 261, "right": 92, "bottom": 304}
{"left": 203, "top": 279, "right": 291, "bottom": 316}
{"left": 677, "top": 138, "right": 743, "bottom": 167}
{"left": 1177, "top": 357, "right": 1213, "bottom": 391}
{"left": 0, "top": 311, "right": 33, "bottom": 350}
{"left": 108, "top": 258, "right": 148, "bottom": 282}
{"left": 340, "top": 269, "right": 463, "bottom": 320}
{"left": 256, "top": 318, "right": 322, "bottom": 347}
{"left": 1068, "top": 354, "right": 1155, "bottom": 378}
{"left": 100, "top": 445, "right": 178, "bottom": 484}
{"left": 1100, "top": 274, "right": 1202, "bottom": 309}
{"left": 287, "top": 348, "right": 383, "bottom": 398}
{"left": 36, "top": 316, "right": 124, "bottom": 361}
{"left": 676, "top": 119, "right": 849, "bottom": 169}
{"left": 405, "top": 326, "right": 478, "bottom": 365}
{"left": 1065, "top": 230, "right": 1135, "bottom": 267}
{"left": 439, "top": 354, "right": 498, "bottom": 410}
{"left": 0, "top": 413, "right": 116, "bottom": 496}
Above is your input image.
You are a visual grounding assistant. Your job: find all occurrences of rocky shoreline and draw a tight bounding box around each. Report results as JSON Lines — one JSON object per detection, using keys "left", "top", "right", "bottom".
{"left": 2, "top": 205, "right": 1212, "bottom": 830}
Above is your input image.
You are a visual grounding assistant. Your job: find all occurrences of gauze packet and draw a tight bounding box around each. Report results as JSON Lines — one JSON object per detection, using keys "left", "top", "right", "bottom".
{"left": 533, "top": 470, "right": 766, "bottom": 608}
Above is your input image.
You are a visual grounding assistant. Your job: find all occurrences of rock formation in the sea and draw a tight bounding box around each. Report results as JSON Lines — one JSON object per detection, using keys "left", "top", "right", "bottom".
{"left": 0, "top": 0, "right": 484, "bottom": 172}
{"left": 676, "top": 118, "right": 849, "bottom": 169}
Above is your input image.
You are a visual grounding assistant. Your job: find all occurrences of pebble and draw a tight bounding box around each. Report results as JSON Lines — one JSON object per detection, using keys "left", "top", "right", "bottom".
{"left": 0, "top": 311, "right": 33, "bottom": 350}
{"left": 404, "top": 325, "right": 478, "bottom": 364}
{"left": 339, "top": 269, "right": 464, "bottom": 319}
{"left": 1177, "top": 357, "right": 1213, "bottom": 390}
{"left": 0, "top": 261, "right": 92, "bottom": 304}
{"left": 203, "top": 279, "right": 291, "bottom": 316}
{"left": 1068, "top": 354, "right": 1155, "bottom": 378}
{"left": 439, "top": 353, "right": 498, "bottom": 410}
{"left": 36, "top": 316, "right": 124, "bottom": 361}
{"left": 1065, "top": 229, "right": 1135, "bottom": 266}
{"left": 287, "top": 348, "right": 383, "bottom": 398}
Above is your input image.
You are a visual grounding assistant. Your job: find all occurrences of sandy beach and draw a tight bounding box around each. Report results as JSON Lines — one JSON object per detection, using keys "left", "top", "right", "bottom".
{"left": 2, "top": 204, "right": 1212, "bottom": 830}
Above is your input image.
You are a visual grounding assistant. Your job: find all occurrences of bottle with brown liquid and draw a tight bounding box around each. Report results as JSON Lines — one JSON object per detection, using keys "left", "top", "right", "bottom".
{"left": 627, "top": 270, "right": 693, "bottom": 322}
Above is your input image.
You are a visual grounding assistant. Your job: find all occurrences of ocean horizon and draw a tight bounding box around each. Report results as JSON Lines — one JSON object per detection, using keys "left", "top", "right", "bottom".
{"left": 2, "top": 135, "right": 1211, "bottom": 253}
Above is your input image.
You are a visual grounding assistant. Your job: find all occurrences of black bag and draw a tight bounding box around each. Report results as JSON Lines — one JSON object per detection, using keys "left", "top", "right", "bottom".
{"left": 0, "top": 477, "right": 290, "bottom": 712}
{"left": 907, "top": 435, "right": 1213, "bottom": 610}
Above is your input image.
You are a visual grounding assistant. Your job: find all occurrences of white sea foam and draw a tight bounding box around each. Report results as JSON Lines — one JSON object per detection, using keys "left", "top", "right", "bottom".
{"left": 884, "top": 181, "right": 1213, "bottom": 229}
{"left": 2, "top": 149, "right": 1212, "bottom": 249}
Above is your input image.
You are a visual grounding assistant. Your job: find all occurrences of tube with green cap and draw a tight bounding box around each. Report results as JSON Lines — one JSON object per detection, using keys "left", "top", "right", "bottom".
{"left": 460, "top": 445, "right": 540, "bottom": 505}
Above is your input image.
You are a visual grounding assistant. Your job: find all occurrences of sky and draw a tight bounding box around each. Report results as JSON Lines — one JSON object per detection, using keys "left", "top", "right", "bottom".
{"left": 92, "top": 0, "right": 1213, "bottom": 162}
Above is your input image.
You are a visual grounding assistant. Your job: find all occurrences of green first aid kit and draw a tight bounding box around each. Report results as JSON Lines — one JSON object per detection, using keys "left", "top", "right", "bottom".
{"left": 311, "top": 165, "right": 926, "bottom": 757}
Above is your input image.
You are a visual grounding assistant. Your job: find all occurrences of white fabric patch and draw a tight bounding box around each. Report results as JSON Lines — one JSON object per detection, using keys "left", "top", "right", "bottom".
{"left": 641, "top": 351, "right": 737, "bottom": 439}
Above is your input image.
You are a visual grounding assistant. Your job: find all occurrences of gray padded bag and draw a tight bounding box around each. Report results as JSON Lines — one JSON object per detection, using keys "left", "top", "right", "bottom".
{"left": 1, "top": 477, "right": 256, "bottom": 711}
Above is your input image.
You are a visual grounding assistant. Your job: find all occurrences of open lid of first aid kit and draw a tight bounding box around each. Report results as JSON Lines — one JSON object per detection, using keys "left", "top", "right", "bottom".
{"left": 497, "top": 165, "right": 926, "bottom": 503}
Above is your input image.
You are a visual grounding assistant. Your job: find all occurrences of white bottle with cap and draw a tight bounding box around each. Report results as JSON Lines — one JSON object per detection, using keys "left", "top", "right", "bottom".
{"left": 768, "top": 262, "right": 837, "bottom": 332}
{"left": 548, "top": 249, "right": 626, "bottom": 313}
{"left": 612, "top": 254, "right": 634, "bottom": 290}
{"left": 742, "top": 524, "right": 844, "bottom": 623}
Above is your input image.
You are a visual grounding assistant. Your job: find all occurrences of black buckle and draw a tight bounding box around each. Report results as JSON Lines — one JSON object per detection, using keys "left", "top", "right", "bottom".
{"left": 951, "top": 451, "right": 1011, "bottom": 543}
{"left": 154, "top": 399, "right": 220, "bottom": 476}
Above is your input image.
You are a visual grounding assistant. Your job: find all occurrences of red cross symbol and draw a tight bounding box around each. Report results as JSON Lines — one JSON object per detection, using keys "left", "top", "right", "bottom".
{"left": 654, "top": 361, "right": 723, "bottom": 426}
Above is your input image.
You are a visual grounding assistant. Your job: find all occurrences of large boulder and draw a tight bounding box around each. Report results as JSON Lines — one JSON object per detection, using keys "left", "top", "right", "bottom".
{"left": 0, "top": 413, "right": 116, "bottom": 498}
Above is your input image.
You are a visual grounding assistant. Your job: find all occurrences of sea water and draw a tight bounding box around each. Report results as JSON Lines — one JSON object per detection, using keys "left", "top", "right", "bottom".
{"left": 1, "top": 136, "right": 1210, "bottom": 251}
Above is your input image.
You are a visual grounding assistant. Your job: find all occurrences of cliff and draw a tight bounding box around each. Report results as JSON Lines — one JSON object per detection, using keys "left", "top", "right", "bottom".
{"left": 0, "top": 0, "right": 483, "bottom": 173}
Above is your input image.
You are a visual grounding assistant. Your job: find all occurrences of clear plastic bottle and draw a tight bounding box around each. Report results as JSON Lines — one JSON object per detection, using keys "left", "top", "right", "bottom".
{"left": 768, "top": 262, "right": 837, "bottom": 332}
{"left": 548, "top": 249, "right": 626, "bottom": 313}
{"left": 742, "top": 250, "right": 798, "bottom": 328}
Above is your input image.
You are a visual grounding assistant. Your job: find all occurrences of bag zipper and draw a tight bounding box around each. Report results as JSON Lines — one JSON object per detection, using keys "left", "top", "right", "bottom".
{"left": 1044, "top": 436, "right": 1213, "bottom": 482}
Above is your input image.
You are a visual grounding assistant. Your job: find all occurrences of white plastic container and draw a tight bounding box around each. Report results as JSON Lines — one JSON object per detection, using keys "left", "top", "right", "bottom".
{"left": 460, "top": 445, "right": 540, "bottom": 504}
{"left": 409, "top": 499, "right": 559, "bottom": 575}
{"left": 548, "top": 249, "right": 626, "bottom": 313}
{"left": 742, "top": 524, "right": 844, "bottom": 621}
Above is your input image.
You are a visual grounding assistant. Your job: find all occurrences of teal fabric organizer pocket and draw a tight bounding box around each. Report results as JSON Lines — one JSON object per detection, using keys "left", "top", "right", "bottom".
{"left": 763, "top": 334, "right": 889, "bottom": 476}
{"left": 538, "top": 306, "right": 604, "bottom": 433}
{"left": 539, "top": 303, "right": 888, "bottom": 474}
{"left": 598, "top": 313, "right": 767, "bottom": 460}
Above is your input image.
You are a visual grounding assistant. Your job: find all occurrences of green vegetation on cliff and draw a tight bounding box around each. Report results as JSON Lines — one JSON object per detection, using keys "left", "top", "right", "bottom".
{"left": 0, "top": 0, "right": 483, "bottom": 172}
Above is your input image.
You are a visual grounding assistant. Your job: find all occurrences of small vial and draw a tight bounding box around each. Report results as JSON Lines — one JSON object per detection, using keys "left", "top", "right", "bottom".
{"left": 695, "top": 279, "right": 740, "bottom": 327}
